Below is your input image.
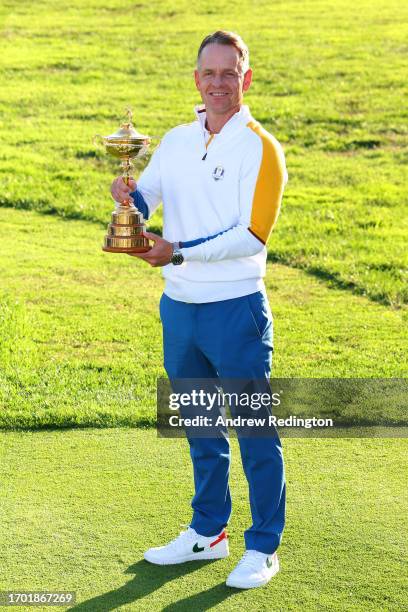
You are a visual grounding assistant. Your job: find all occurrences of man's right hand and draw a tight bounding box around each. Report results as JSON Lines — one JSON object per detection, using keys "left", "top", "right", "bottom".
{"left": 110, "top": 176, "right": 137, "bottom": 204}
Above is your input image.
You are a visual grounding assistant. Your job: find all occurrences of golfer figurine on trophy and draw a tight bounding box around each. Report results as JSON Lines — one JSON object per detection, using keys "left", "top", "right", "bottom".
{"left": 96, "top": 109, "right": 151, "bottom": 253}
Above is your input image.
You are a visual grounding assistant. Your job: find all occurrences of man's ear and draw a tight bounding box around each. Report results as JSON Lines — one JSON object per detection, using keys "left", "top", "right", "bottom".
{"left": 243, "top": 68, "right": 253, "bottom": 92}
{"left": 194, "top": 69, "right": 200, "bottom": 91}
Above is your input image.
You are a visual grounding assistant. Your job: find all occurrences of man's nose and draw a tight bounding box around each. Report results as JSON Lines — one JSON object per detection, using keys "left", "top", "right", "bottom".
{"left": 211, "top": 74, "right": 223, "bottom": 87}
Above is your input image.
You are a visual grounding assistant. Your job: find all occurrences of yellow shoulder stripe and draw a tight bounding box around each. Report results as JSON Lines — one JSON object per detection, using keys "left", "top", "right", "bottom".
{"left": 246, "top": 120, "right": 287, "bottom": 244}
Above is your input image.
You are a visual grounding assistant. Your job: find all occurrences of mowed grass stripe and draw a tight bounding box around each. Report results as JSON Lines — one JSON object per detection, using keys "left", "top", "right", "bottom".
{"left": 0, "top": 207, "right": 406, "bottom": 429}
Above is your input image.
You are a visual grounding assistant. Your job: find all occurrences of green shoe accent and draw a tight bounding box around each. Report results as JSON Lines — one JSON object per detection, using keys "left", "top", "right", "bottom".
{"left": 266, "top": 556, "right": 273, "bottom": 568}
{"left": 193, "top": 543, "right": 205, "bottom": 553}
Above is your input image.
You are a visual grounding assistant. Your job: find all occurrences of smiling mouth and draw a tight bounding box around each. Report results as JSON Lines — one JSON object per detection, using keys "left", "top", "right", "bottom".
{"left": 209, "top": 93, "right": 229, "bottom": 97}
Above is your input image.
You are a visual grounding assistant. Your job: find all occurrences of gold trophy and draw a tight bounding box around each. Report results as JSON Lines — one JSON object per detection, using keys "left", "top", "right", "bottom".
{"left": 96, "top": 109, "right": 151, "bottom": 253}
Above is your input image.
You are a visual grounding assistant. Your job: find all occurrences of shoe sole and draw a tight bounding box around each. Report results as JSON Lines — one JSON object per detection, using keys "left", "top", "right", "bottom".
{"left": 226, "top": 560, "right": 279, "bottom": 589}
{"left": 144, "top": 551, "right": 229, "bottom": 565}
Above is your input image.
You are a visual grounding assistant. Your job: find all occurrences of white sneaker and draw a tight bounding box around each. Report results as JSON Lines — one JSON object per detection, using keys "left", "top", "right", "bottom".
{"left": 144, "top": 527, "right": 229, "bottom": 565}
{"left": 226, "top": 550, "right": 279, "bottom": 589}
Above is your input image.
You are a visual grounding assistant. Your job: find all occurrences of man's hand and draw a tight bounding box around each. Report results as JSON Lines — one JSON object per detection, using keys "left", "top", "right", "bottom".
{"left": 128, "top": 232, "right": 174, "bottom": 267}
{"left": 111, "top": 176, "right": 137, "bottom": 204}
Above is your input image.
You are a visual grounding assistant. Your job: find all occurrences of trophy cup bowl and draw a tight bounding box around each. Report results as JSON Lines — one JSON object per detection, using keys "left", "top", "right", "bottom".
{"left": 96, "top": 110, "right": 152, "bottom": 253}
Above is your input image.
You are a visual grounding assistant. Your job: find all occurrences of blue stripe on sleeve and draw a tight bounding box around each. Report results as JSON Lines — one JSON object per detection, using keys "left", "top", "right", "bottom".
{"left": 180, "top": 229, "right": 228, "bottom": 249}
{"left": 129, "top": 189, "right": 150, "bottom": 220}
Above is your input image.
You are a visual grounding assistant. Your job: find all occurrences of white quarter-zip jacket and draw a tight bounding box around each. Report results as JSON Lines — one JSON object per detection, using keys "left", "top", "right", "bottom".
{"left": 136, "top": 104, "right": 288, "bottom": 303}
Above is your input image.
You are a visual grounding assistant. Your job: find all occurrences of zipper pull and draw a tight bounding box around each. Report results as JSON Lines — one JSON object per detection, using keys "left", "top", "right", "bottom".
{"left": 202, "top": 152, "right": 207, "bottom": 161}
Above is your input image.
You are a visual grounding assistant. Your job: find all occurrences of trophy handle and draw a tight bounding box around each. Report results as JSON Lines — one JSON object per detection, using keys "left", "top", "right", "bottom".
{"left": 93, "top": 134, "right": 105, "bottom": 147}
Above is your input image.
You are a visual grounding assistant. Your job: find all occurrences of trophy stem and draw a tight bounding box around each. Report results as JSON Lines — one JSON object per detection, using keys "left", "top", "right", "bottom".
{"left": 121, "top": 158, "right": 133, "bottom": 188}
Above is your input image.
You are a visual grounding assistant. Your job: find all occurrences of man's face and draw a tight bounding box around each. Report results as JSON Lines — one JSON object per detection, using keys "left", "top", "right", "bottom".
{"left": 194, "top": 43, "right": 252, "bottom": 116}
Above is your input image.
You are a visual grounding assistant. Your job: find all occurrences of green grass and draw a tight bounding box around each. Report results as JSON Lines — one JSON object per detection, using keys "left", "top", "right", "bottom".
{"left": 0, "top": 0, "right": 407, "bottom": 306}
{"left": 1, "top": 429, "right": 407, "bottom": 611}
{"left": 0, "top": 207, "right": 406, "bottom": 429}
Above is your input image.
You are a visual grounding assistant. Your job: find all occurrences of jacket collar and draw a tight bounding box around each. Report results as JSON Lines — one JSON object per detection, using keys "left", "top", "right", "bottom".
{"left": 194, "top": 104, "right": 252, "bottom": 137}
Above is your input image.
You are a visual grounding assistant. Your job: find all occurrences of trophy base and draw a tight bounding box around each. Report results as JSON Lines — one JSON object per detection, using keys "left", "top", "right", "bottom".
{"left": 103, "top": 207, "right": 151, "bottom": 253}
{"left": 102, "top": 246, "right": 150, "bottom": 253}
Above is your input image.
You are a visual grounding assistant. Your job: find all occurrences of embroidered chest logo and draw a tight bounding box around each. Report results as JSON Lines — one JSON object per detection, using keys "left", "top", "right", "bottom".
{"left": 212, "top": 166, "right": 225, "bottom": 181}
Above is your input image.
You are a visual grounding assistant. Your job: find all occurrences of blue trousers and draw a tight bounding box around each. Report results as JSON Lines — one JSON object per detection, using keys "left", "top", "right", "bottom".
{"left": 160, "top": 290, "right": 286, "bottom": 554}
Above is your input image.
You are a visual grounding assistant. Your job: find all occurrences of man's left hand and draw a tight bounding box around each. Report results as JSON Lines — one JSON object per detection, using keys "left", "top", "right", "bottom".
{"left": 127, "top": 232, "right": 173, "bottom": 267}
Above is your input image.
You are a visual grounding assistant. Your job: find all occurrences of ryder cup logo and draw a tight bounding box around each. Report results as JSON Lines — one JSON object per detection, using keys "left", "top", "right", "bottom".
{"left": 212, "top": 166, "right": 225, "bottom": 181}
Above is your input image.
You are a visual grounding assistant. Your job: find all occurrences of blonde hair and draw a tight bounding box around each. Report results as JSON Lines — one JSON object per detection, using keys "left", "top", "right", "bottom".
{"left": 197, "top": 30, "right": 250, "bottom": 73}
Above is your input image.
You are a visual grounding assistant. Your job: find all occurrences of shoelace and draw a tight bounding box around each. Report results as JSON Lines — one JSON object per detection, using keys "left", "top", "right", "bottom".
{"left": 236, "top": 550, "right": 267, "bottom": 571}
{"left": 167, "top": 527, "right": 196, "bottom": 551}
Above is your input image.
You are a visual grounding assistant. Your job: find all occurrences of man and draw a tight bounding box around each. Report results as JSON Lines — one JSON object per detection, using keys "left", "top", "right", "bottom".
{"left": 111, "top": 30, "right": 288, "bottom": 589}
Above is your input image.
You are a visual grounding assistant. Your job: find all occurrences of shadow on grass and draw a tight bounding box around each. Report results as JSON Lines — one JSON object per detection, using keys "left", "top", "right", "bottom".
{"left": 0, "top": 196, "right": 163, "bottom": 238}
{"left": 69, "top": 559, "right": 237, "bottom": 611}
{"left": 267, "top": 251, "right": 397, "bottom": 307}
{"left": 161, "top": 582, "right": 239, "bottom": 611}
